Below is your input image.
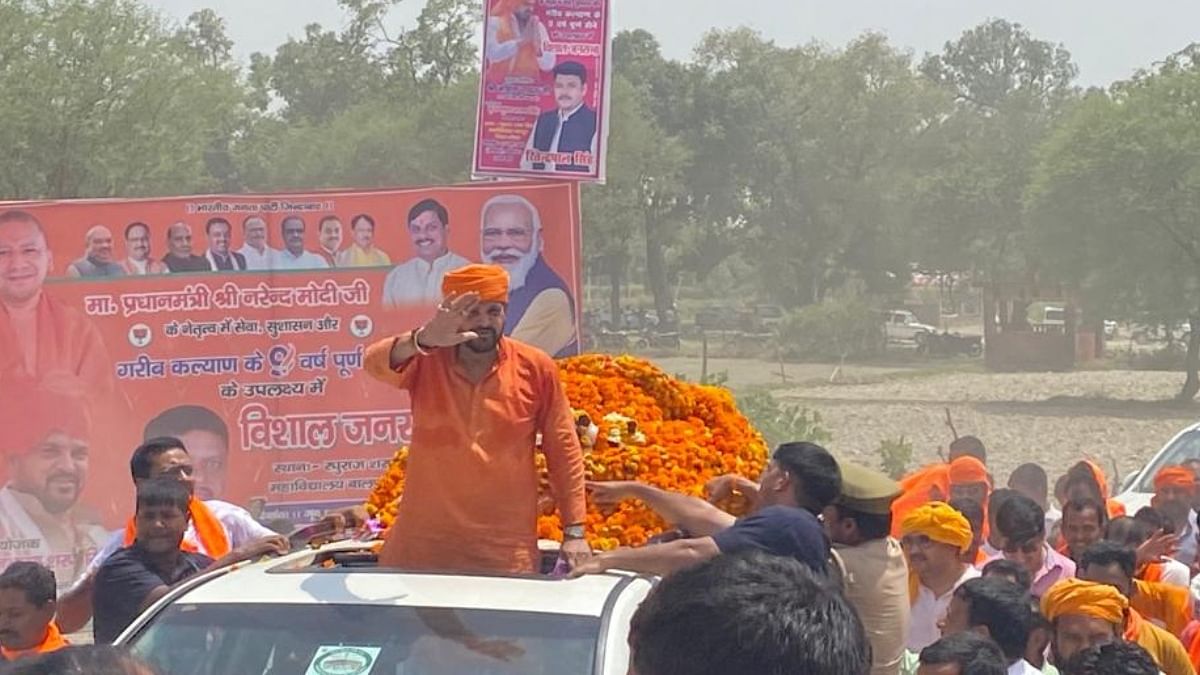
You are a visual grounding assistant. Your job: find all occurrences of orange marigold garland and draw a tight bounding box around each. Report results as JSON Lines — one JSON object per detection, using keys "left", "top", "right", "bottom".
{"left": 363, "top": 355, "right": 768, "bottom": 550}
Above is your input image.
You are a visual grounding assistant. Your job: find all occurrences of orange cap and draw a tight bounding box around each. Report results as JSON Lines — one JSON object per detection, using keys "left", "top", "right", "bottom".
{"left": 1154, "top": 465, "right": 1197, "bottom": 492}
{"left": 949, "top": 456, "right": 991, "bottom": 487}
{"left": 441, "top": 264, "right": 510, "bottom": 304}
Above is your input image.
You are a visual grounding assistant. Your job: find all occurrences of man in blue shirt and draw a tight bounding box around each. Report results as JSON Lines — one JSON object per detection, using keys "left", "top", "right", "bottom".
{"left": 572, "top": 441, "right": 840, "bottom": 577}
{"left": 92, "top": 478, "right": 284, "bottom": 643}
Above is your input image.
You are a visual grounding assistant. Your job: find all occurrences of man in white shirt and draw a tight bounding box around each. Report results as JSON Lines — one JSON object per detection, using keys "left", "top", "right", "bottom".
{"left": 901, "top": 502, "right": 981, "bottom": 653}
{"left": 237, "top": 215, "right": 279, "bottom": 271}
{"left": 382, "top": 199, "right": 469, "bottom": 307}
{"left": 273, "top": 215, "right": 329, "bottom": 270}
{"left": 938, "top": 577, "right": 1042, "bottom": 674}
{"left": 54, "top": 437, "right": 286, "bottom": 633}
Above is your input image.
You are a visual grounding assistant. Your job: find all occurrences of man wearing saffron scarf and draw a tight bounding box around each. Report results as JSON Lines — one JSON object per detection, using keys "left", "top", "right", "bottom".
{"left": 1064, "top": 461, "right": 1126, "bottom": 521}
{"left": 0, "top": 210, "right": 114, "bottom": 397}
{"left": 0, "top": 563, "right": 67, "bottom": 662}
{"left": 1153, "top": 466, "right": 1198, "bottom": 567}
{"left": 900, "top": 502, "right": 979, "bottom": 652}
{"left": 92, "top": 479, "right": 284, "bottom": 644}
{"left": 1079, "top": 541, "right": 1194, "bottom": 642}
{"left": 364, "top": 263, "right": 589, "bottom": 574}
{"left": 54, "top": 437, "right": 286, "bottom": 633}
{"left": 484, "top": 0, "right": 555, "bottom": 83}
{"left": 1049, "top": 570, "right": 1194, "bottom": 675}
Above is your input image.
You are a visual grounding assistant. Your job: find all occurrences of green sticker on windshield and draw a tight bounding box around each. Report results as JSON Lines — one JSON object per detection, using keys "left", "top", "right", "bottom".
{"left": 305, "top": 646, "right": 381, "bottom": 675}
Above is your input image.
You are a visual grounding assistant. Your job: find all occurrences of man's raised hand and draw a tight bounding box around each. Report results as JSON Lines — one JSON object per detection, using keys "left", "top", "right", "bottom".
{"left": 418, "top": 292, "right": 481, "bottom": 348}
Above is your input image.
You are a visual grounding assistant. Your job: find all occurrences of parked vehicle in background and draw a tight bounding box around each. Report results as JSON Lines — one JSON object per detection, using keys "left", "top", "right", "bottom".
{"left": 1027, "top": 302, "right": 1067, "bottom": 333}
{"left": 753, "top": 304, "right": 785, "bottom": 330}
{"left": 884, "top": 309, "right": 937, "bottom": 346}
{"left": 1115, "top": 421, "right": 1200, "bottom": 514}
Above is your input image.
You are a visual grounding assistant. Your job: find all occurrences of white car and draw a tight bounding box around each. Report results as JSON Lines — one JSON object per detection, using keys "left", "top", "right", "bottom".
{"left": 1114, "top": 421, "right": 1200, "bottom": 514}
{"left": 885, "top": 309, "right": 937, "bottom": 345}
{"left": 117, "top": 540, "right": 654, "bottom": 675}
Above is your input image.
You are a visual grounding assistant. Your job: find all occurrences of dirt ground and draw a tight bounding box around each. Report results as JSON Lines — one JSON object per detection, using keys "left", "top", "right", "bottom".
{"left": 652, "top": 355, "right": 1200, "bottom": 487}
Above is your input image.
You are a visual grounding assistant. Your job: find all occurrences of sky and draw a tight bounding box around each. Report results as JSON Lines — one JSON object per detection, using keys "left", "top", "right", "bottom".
{"left": 144, "top": 0, "right": 1199, "bottom": 87}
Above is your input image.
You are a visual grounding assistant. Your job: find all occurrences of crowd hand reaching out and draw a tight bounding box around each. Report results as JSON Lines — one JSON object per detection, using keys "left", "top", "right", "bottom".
{"left": 233, "top": 535, "right": 289, "bottom": 563}
{"left": 419, "top": 292, "right": 482, "bottom": 347}
{"left": 585, "top": 480, "right": 641, "bottom": 507}
{"left": 1135, "top": 531, "right": 1178, "bottom": 568}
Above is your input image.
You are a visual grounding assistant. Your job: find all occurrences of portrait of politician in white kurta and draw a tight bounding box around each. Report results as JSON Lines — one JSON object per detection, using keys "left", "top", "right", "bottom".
{"left": 480, "top": 195, "right": 578, "bottom": 358}
{"left": 381, "top": 199, "right": 470, "bottom": 307}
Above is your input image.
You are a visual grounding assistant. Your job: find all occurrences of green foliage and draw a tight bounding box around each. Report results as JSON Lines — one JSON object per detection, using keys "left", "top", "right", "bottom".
{"left": 877, "top": 436, "right": 914, "bottom": 480}
{"left": 775, "top": 298, "right": 884, "bottom": 361}
{"left": 735, "top": 391, "right": 832, "bottom": 450}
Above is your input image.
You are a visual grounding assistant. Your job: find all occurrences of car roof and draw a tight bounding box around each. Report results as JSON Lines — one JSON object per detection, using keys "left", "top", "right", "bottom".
{"left": 166, "top": 540, "right": 645, "bottom": 618}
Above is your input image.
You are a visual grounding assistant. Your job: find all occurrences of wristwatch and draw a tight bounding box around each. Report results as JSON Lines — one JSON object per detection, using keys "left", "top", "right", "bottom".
{"left": 563, "top": 524, "right": 586, "bottom": 540}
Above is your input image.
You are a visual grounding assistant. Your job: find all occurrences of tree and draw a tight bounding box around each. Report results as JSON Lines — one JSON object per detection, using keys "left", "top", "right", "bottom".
{"left": 1027, "top": 55, "right": 1200, "bottom": 400}
{"left": 908, "top": 19, "right": 1080, "bottom": 278}
{"left": 0, "top": 0, "right": 247, "bottom": 198}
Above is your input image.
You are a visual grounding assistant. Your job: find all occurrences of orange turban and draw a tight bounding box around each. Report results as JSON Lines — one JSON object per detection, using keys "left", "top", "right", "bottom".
{"left": 1154, "top": 466, "right": 1197, "bottom": 492}
{"left": 949, "top": 456, "right": 991, "bottom": 487}
{"left": 900, "top": 501, "right": 973, "bottom": 552}
{"left": 0, "top": 385, "right": 90, "bottom": 455}
{"left": 441, "top": 264, "right": 510, "bottom": 304}
{"left": 1041, "top": 578, "right": 1128, "bottom": 626}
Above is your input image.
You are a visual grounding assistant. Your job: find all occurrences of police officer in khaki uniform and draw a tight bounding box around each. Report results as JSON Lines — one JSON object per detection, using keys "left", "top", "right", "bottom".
{"left": 825, "top": 461, "right": 910, "bottom": 675}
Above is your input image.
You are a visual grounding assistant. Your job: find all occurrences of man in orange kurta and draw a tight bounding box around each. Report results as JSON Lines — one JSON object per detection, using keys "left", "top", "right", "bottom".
{"left": 484, "top": 0, "right": 555, "bottom": 84}
{"left": 0, "top": 210, "right": 114, "bottom": 397}
{"left": 364, "top": 264, "right": 589, "bottom": 574}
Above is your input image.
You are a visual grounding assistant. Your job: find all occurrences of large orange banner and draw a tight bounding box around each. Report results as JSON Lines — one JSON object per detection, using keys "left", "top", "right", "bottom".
{"left": 0, "top": 180, "right": 582, "bottom": 586}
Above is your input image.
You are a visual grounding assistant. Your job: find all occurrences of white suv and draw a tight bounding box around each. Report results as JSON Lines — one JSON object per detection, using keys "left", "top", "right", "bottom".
{"left": 885, "top": 309, "right": 937, "bottom": 346}
{"left": 116, "top": 540, "right": 654, "bottom": 675}
{"left": 1114, "top": 421, "right": 1200, "bottom": 514}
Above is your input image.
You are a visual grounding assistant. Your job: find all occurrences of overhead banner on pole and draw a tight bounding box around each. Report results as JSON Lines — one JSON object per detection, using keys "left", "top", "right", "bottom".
{"left": 472, "top": 0, "right": 612, "bottom": 183}
{"left": 0, "top": 180, "right": 582, "bottom": 587}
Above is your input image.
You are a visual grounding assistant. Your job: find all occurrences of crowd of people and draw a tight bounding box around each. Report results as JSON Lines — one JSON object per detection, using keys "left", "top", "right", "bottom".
{"left": 4, "top": 262, "right": 1200, "bottom": 674}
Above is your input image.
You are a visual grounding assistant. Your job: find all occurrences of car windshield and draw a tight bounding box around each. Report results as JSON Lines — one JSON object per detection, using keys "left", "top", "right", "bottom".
{"left": 1132, "top": 429, "right": 1200, "bottom": 493}
{"left": 126, "top": 603, "right": 599, "bottom": 675}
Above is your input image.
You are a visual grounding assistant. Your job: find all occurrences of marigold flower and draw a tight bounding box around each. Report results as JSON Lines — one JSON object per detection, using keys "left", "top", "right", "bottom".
{"left": 363, "top": 355, "right": 768, "bottom": 549}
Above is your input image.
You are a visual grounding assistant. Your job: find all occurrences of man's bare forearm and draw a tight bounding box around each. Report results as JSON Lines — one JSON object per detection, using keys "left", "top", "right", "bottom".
{"left": 629, "top": 484, "right": 736, "bottom": 537}
{"left": 388, "top": 331, "right": 420, "bottom": 368}
{"left": 593, "top": 537, "right": 720, "bottom": 576}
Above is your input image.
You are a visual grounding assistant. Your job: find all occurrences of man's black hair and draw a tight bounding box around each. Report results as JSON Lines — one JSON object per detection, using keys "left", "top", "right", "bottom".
{"left": 994, "top": 493, "right": 1045, "bottom": 544}
{"left": 1133, "top": 506, "right": 1176, "bottom": 536}
{"left": 771, "top": 442, "right": 842, "bottom": 512}
{"left": 143, "top": 405, "right": 228, "bottom": 446}
{"left": 1104, "top": 516, "right": 1144, "bottom": 546}
{"left": 949, "top": 435, "right": 987, "bottom": 464}
{"left": 919, "top": 631, "right": 1006, "bottom": 675}
{"left": 0, "top": 644, "right": 161, "bottom": 675}
{"left": 407, "top": 198, "right": 449, "bottom": 227}
{"left": 123, "top": 221, "right": 149, "bottom": 239}
{"left": 1061, "top": 640, "right": 1159, "bottom": 675}
{"left": 954, "top": 577, "right": 1033, "bottom": 662}
{"left": 950, "top": 497, "right": 985, "bottom": 537}
{"left": 988, "top": 488, "right": 1018, "bottom": 523}
{"left": 1062, "top": 497, "right": 1108, "bottom": 529}
{"left": 204, "top": 217, "right": 231, "bottom": 234}
{"left": 350, "top": 213, "right": 376, "bottom": 230}
{"left": 1009, "top": 462, "right": 1048, "bottom": 497}
{"left": 829, "top": 503, "right": 891, "bottom": 541}
{"left": 981, "top": 558, "right": 1033, "bottom": 592}
{"left": 135, "top": 477, "right": 191, "bottom": 515}
{"left": 0, "top": 561, "right": 56, "bottom": 607}
{"left": 280, "top": 215, "right": 305, "bottom": 230}
{"left": 318, "top": 215, "right": 341, "bottom": 229}
{"left": 629, "top": 552, "right": 870, "bottom": 675}
{"left": 1078, "top": 540, "right": 1136, "bottom": 580}
{"left": 129, "top": 436, "right": 187, "bottom": 481}
{"left": 553, "top": 60, "right": 588, "bottom": 85}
